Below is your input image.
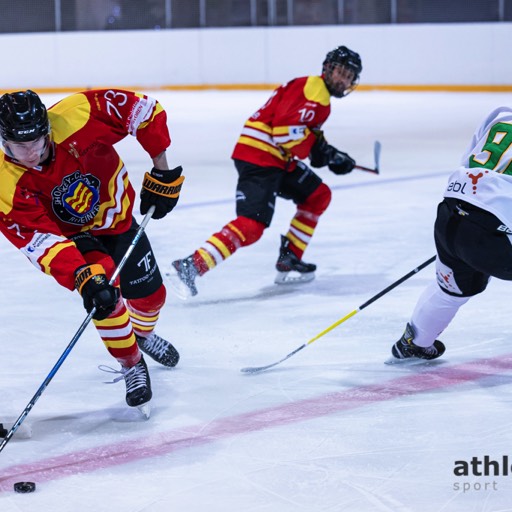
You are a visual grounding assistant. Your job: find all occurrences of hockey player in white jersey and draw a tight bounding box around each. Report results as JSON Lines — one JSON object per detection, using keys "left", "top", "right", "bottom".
{"left": 392, "top": 106, "right": 512, "bottom": 360}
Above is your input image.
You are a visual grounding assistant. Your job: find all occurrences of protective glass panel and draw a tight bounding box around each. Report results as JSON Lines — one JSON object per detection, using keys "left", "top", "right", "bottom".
{"left": 0, "top": 0, "right": 55, "bottom": 33}
{"left": 396, "top": 0, "right": 499, "bottom": 23}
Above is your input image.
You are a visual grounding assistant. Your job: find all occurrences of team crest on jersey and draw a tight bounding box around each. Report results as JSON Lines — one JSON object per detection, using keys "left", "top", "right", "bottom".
{"left": 51, "top": 170, "right": 100, "bottom": 225}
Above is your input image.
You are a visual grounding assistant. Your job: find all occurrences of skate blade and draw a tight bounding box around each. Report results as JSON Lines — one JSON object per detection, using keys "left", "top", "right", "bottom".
{"left": 164, "top": 268, "right": 196, "bottom": 300}
{"left": 384, "top": 356, "right": 438, "bottom": 367}
{"left": 137, "top": 403, "right": 151, "bottom": 420}
{"left": 1, "top": 421, "right": 32, "bottom": 439}
{"left": 274, "top": 271, "right": 315, "bottom": 285}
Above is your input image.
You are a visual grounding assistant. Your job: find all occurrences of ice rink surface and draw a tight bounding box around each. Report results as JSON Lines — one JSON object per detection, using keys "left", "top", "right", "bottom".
{"left": 1, "top": 89, "right": 512, "bottom": 511}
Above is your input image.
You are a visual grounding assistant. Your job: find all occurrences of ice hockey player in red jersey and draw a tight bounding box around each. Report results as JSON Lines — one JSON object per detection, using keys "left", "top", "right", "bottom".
{"left": 0, "top": 89, "right": 185, "bottom": 415}
{"left": 168, "top": 46, "right": 362, "bottom": 298}
{"left": 391, "top": 106, "right": 512, "bottom": 361}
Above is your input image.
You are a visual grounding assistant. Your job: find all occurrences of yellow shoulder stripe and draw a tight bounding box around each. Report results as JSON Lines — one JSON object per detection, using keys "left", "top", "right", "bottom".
{"left": 48, "top": 93, "right": 91, "bottom": 144}
{"left": 304, "top": 76, "right": 330, "bottom": 106}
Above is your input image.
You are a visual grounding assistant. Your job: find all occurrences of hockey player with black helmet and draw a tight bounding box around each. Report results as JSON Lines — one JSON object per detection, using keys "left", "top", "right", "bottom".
{"left": 0, "top": 89, "right": 185, "bottom": 416}
{"left": 322, "top": 46, "right": 362, "bottom": 98}
{"left": 169, "top": 45, "right": 362, "bottom": 298}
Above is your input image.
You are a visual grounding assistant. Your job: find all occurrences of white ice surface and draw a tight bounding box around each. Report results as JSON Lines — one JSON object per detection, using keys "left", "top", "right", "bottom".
{"left": 2, "top": 90, "right": 512, "bottom": 511}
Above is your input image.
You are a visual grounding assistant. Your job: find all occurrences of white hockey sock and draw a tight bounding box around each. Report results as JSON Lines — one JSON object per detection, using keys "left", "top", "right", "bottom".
{"left": 410, "top": 282, "right": 470, "bottom": 347}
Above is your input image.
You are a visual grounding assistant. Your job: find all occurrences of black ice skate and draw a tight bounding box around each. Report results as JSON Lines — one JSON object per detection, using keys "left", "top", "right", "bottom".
{"left": 391, "top": 322, "right": 445, "bottom": 361}
{"left": 275, "top": 235, "right": 316, "bottom": 284}
{"left": 122, "top": 355, "right": 152, "bottom": 418}
{"left": 166, "top": 255, "right": 199, "bottom": 299}
{"left": 99, "top": 356, "right": 152, "bottom": 418}
{"left": 136, "top": 332, "right": 180, "bottom": 368}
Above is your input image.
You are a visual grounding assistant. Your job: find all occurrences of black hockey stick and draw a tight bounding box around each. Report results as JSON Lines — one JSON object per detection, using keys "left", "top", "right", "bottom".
{"left": 0, "top": 205, "right": 156, "bottom": 454}
{"left": 355, "top": 140, "right": 381, "bottom": 174}
{"left": 241, "top": 255, "right": 436, "bottom": 374}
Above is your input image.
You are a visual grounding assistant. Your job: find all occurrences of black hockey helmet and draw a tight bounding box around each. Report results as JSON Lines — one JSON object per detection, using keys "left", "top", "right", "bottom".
{"left": 322, "top": 46, "right": 362, "bottom": 98}
{"left": 0, "top": 90, "right": 50, "bottom": 143}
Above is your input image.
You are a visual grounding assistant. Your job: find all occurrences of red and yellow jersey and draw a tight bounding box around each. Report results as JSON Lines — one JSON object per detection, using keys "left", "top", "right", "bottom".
{"left": 0, "top": 89, "right": 170, "bottom": 290}
{"left": 231, "top": 76, "right": 331, "bottom": 170}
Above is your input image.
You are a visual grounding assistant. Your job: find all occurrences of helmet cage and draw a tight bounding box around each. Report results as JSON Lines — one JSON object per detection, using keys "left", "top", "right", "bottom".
{"left": 322, "top": 46, "right": 362, "bottom": 98}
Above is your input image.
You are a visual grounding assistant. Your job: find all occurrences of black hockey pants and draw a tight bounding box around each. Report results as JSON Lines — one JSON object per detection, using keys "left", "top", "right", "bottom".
{"left": 434, "top": 198, "right": 512, "bottom": 297}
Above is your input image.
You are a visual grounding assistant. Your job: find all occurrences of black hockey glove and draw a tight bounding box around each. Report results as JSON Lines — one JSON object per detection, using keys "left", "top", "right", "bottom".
{"left": 140, "top": 166, "right": 185, "bottom": 220}
{"left": 309, "top": 133, "right": 332, "bottom": 168}
{"left": 75, "top": 264, "right": 119, "bottom": 320}
{"left": 309, "top": 134, "right": 355, "bottom": 175}
{"left": 328, "top": 150, "right": 356, "bottom": 175}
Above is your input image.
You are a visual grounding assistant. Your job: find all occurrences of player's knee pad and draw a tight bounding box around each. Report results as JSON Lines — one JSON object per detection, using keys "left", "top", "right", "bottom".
{"left": 127, "top": 284, "right": 166, "bottom": 313}
{"left": 301, "top": 183, "right": 332, "bottom": 215}
{"left": 229, "top": 216, "right": 266, "bottom": 246}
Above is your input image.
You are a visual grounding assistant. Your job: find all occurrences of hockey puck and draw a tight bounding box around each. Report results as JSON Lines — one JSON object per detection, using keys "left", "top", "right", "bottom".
{"left": 14, "top": 482, "right": 36, "bottom": 493}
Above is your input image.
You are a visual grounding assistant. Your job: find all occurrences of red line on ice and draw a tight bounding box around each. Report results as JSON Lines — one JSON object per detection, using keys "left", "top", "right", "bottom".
{"left": 1, "top": 353, "right": 511, "bottom": 491}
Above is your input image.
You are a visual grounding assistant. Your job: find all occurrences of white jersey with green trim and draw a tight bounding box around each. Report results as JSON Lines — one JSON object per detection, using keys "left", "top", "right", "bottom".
{"left": 444, "top": 106, "right": 512, "bottom": 230}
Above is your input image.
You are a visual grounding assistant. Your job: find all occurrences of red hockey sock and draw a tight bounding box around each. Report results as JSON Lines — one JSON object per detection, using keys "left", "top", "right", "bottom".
{"left": 285, "top": 183, "right": 331, "bottom": 259}
{"left": 193, "top": 216, "right": 265, "bottom": 275}
{"left": 93, "top": 298, "right": 141, "bottom": 367}
{"left": 126, "top": 285, "right": 166, "bottom": 338}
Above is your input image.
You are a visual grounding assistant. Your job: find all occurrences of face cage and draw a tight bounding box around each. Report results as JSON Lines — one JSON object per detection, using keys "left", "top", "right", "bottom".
{"left": 323, "top": 62, "right": 360, "bottom": 98}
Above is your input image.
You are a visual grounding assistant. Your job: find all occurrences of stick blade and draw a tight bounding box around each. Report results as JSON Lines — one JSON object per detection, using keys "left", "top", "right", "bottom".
{"left": 373, "top": 140, "right": 382, "bottom": 173}
{"left": 240, "top": 344, "right": 307, "bottom": 374}
{"left": 240, "top": 363, "right": 277, "bottom": 374}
